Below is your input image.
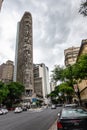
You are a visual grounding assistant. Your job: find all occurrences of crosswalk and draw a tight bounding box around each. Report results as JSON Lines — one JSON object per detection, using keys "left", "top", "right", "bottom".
{"left": 28, "top": 108, "right": 44, "bottom": 113}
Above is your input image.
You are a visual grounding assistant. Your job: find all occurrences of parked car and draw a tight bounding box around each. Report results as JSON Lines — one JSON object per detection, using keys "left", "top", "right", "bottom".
{"left": 51, "top": 104, "right": 56, "bottom": 109}
{"left": 22, "top": 106, "right": 27, "bottom": 111}
{"left": 0, "top": 110, "right": 3, "bottom": 115}
{"left": 57, "top": 107, "right": 87, "bottom": 130}
{"left": 14, "top": 107, "right": 22, "bottom": 113}
{"left": 1, "top": 108, "right": 8, "bottom": 114}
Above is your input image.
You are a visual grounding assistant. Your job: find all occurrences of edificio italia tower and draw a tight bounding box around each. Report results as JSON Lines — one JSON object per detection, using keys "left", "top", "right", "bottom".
{"left": 14, "top": 12, "right": 34, "bottom": 101}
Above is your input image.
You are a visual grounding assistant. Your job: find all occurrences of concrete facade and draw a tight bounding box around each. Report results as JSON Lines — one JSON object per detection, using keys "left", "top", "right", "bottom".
{"left": 33, "top": 63, "right": 50, "bottom": 101}
{"left": 50, "top": 81, "right": 57, "bottom": 92}
{"left": 14, "top": 12, "right": 34, "bottom": 101}
{"left": 0, "top": 60, "right": 14, "bottom": 83}
{"left": 64, "top": 46, "right": 80, "bottom": 66}
{"left": 0, "top": 63, "right": 5, "bottom": 81}
{"left": 0, "top": 0, "right": 3, "bottom": 11}
{"left": 77, "top": 39, "right": 87, "bottom": 106}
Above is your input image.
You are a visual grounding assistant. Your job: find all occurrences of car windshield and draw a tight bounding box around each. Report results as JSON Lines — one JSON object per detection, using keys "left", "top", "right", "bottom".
{"left": 62, "top": 108, "right": 87, "bottom": 118}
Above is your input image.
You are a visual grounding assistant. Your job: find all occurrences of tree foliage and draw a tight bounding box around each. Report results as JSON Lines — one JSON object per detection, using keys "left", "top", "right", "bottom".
{"left": 7, "top": 82, "right": 24, "bottom": 99}
{"left": 48, "top": 82, "right": 74, "bottom": 104}
{"left": 58, "top": 82, "right": 74, "bottom": 95}
{"left": 51, "top": 65, "right": 65, "bottom": 82}
{"left": 0, "top": 82, "right": 9, "bottom": 104}
{"left": 50, "top": 54, "right": 87, "bottom": 103}
{"left": 2, "top": 82, "right": 25, "bottom": 108}
{"left": 79, "top": 1, "right": 87, "bottom": 16}
{"left": 48, "top": 90, "right": 57, "bottom": 97}
{"left": 51, "top": 64, "right": 75, "bottom": 87}
{"left": 72, "top": 54, "right": 87, "bottom": 80}
{"left": 51, "top": 54, "right": 87, "bottom": 84}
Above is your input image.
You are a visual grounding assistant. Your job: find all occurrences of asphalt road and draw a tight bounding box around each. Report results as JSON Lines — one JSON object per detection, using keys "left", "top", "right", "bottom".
{"left": 0, "top": 107, "right": 61, "bottom": 130}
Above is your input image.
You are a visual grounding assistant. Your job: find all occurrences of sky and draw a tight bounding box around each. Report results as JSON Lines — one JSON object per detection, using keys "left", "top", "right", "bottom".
{"left": 0, "top": 0, "right": 87, "bottom": 74}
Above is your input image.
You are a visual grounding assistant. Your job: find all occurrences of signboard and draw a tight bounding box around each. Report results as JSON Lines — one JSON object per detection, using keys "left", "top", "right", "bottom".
{"left": 32, "top": 98, "right": 37, "bottom": 102}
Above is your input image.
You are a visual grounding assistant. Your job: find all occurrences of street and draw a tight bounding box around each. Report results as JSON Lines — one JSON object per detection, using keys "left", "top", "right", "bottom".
{"left": 0, "top": 107, "right": 61, "bottom": 130}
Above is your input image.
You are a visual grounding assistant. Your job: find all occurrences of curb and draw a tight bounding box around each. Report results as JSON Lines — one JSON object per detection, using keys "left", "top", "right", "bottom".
{"left": 48, "top": 120, "right": 57, "bottom": 130}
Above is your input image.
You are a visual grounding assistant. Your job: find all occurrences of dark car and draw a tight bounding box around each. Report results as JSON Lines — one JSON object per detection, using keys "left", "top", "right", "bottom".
{"left": 57, "top": 107, "right": 87, "bottom": 130}
{"left": 22, "top": 106, "right": 27, "bottom": 111}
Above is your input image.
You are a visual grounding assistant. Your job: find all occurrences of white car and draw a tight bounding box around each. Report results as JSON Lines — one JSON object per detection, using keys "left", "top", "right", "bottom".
{"left": 1, "top": 108, "right": 8, "bottom": 114}
{"left": 0, "top": 110, "right": 3, "bottom": 115}
{"left": 14, "top": 107, "right": 22, "bottom": 113}
{"left": 51, "top": 104, "right": 56, "bottom": 109}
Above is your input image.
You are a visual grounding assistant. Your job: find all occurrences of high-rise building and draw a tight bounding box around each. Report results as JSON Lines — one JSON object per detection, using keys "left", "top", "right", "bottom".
{"left": 0, "top": 0, "right": 3, "bottom": 11}
{"left": 33, "top": 63, "right": 50, "bottom": 102}
{"left": 64, "top": 46, "right": 80, "bottom": 66}
{"left": 0, "top": 60, "right": 14, "bottom": 83}
{"left": 14, "top": 12, "right": 34, "bottom": 102}
{"left": 50, "top": 81, "right": 57, "bottom": 92}
{"left": 78, "top": 39, "right": 87, "bottom": 58}
{"left": 0, "top": 63, "right": 6, "bottom": 81}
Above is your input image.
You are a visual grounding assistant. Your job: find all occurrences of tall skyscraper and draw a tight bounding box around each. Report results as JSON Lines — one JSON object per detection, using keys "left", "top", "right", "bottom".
{"left": 0, "top": 0, "right": 3, "bottom": 11}
{"left": 14, "top": 12, "right": 34, "bottom": 102}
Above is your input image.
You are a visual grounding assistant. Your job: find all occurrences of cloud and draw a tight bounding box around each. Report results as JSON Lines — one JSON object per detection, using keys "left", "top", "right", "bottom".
{"left": 0, "top": 0, "right": 87, "bottom": 73}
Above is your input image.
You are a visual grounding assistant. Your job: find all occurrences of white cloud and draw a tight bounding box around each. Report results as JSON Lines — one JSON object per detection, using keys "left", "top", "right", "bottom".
{"left": 0, "top": 0, "right": 87, "bottom": 74}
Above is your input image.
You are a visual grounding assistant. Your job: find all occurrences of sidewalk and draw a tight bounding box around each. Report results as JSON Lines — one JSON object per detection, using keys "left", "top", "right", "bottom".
{"left": 48, "top": 120, "right": 57, "bottom": 130}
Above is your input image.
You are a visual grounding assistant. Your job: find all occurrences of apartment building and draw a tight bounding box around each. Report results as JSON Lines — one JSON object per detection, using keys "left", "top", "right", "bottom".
{"left": 0, "top": 60, "right": 14, "bottom": 83}
{"left": 33, "top": 63, "right": 50, "bottom": 102}
{"left": 0, "top": 63, "right": 5, "bottom": 81}
{"left": 64, "top": 46, "right": 80, "bottom": 66}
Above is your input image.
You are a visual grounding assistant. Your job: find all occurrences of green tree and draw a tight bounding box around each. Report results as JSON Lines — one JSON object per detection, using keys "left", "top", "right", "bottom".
{"left": 51, "top": 65, "right": 65, "bottom": 82}
{"left": 4, "top": 82, "right": 25, "bottom": 108}
{"left": 56, "top": 83, "right": 74, "bottom": 103}
{"left": 48, "top": 90, "right": 58, "bottom": 98}
{"left": 48, "top": 82, "right": 74, "bottom": 104}
{"left": 58, "top": 82, "right": 74, "bottom": 103}
{"left": 79, "top": 1, "right": 87, "bottom": 16}
{"left": 63, "top": 65, "right": 76, "bottom": 87}
{"left": 58, "top": 82, "right": 74, "bottom": 95}
{"left": 72, "top": 54, "right": 87, "bottom": 81}
{"left": 0, "top": 82, "right": 9, "bottom": 105}
{"left": 71, "top": 54, "right": 87, "bottom": 105}
{"left": 51, "top": 64, "right": 75, "bottom": 87}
